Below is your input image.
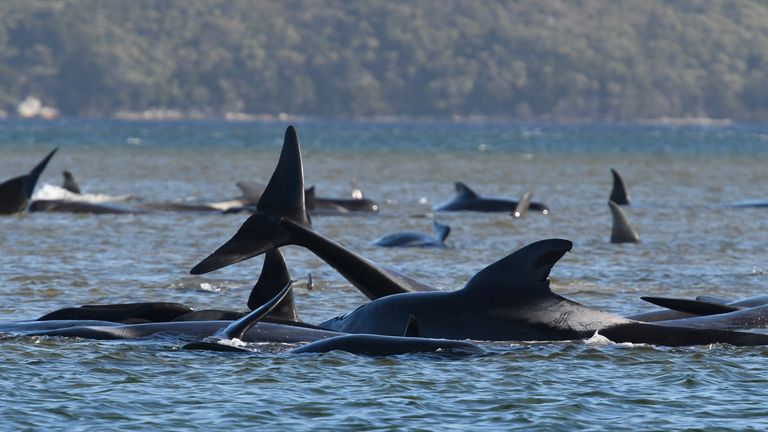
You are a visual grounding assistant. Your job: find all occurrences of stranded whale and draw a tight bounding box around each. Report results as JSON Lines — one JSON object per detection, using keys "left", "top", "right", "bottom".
{"left": 372, "top": 220, "right": 450, "bottom": 248}
{"left": 432, "top": 182, "right": 548, "bottom": 214}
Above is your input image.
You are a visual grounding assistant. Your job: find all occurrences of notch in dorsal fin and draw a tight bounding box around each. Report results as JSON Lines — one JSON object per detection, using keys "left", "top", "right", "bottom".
{"left": 641, "top": 296, "right": 741, "bottom": 316}
{"left": 247, "top": 249, "right": 300, "bottom": 322}
{"left": 404, "top": 314, "right": 420, "bottom": 337}
{"left": 454, "top": 182, "right": 478, "bottom": 199}
{"left": 609, "top": 168, "right": 630, "bottom": 205}
{"left": 256, "top": 126, "right": 310, "bottom": 226}
{"left": 431, "top": 220, "right": 451, "bottom": 245}
{"left": 461, "top": 239, "right": 572, "bottom": 301}
{"left": 608, "top": 201, "right": 640, "bottom": 243}
{"left": 512, "top": 190, "right": 532, "bottom": 218}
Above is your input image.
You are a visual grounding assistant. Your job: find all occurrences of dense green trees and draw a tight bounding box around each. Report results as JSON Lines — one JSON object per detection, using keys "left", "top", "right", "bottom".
{"left": 1, "top": 0, "right": 767, "bottom": 121}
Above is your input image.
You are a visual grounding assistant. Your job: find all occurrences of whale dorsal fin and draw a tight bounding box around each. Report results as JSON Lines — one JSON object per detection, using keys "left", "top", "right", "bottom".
{"left": 608, "top": 201, "right": 640, "bottom": 243}
{"left": 256, "top": 126, "right": 310, "bottom": 226}
{"left": 431, "top": 220, "right": 451, "bottom": 245}
{"left": 216, "top": 281, "right": 294, "bottom": 341}
{"left": 609, "top": 168, "right": 630, "bottom": 205}
{"left": 62, "top": 170, "right": 81, "bottom": 194}
{"left": 512, "top": 190, "right": 532, "bottom": 218}
{"left": 236, "top": 181, "right": 266, "bottom": 204}
{"left": 641, "top": 296, "right": 741, "bottom": 316}
{"left": 247, "top": 248, "right": 300, "bottom": 322}
{"left": 304, "top": 185, "right": 316, "bottom": 210}
{"left": 460, "top": 239, "right": 573, "bottom": 301}
{"left": 454, "top": 182, "right": 478, "bottom": 199}
{"left": 404, "top": 314, "right": 420, "bottom": 337}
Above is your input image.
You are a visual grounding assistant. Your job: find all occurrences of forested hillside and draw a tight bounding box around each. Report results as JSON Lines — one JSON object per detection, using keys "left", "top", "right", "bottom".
{"left": 1, "top": 0, "right": 767, "bottom": 121}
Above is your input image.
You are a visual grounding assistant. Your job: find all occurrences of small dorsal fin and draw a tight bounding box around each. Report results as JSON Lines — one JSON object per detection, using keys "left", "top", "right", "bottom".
{"left": 431, "top": 220, "right": 451, "bottom": 245}
{"left": 454, "top": 182, "right": 478, "bottom": 199}
{"left": 608, "top": 201, "right": 640, "bottom": 243}
{"left": 62, "top": 170, "right": 81, "bottom": 194}
{"left": 512, "top": 190, "right": 532, "bottom": 218}
{"left": 236, "top": 181, "right": 266, "bottom": 204}
{"left": 460, "top": 239, "right": 572, "bottom": 301}
{"left": 306, "top": 272, "right": 315, "bottom": 290}
{"left": 609, "top": 168, "right": 630, "bottom": 205}
{"left": 304, "top": 185, "right": 316, "bottom": 210}
{"left": 256, "top": 126, "right": 310, "bottom": 226}
{"left": 404, "top": 314, "right": 420, "bottom": 337}
{"left": 641, "top": 296, "right": 741, "bottom": 316}
{"left": 247, "top": 249, "right": 300, "bottom": 322}
{"left": 217, "top": 281, "right": 294, "bottom": 340}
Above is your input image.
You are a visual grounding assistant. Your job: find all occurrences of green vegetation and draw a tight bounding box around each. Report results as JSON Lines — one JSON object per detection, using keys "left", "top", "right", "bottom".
{"left": 1, "top": 0, "right": 768, "bottom": 121}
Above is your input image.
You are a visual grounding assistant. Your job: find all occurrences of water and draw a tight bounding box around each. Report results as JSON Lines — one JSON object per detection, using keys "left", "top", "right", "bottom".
{"left": 2, "top": 119, "right": 768, "bottom": 430}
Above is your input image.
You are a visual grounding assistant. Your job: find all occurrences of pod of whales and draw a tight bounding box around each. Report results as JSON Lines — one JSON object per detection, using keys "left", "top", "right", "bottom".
{"left": 191, "top": 126, "right": 768, "bottom": 347}
{"left": 372, "top": 220, "right": 450, "bottom": 248}
{"left": 432, "top": 181, "right": 548, "bottom": 214}
{"left": 0, "top": 148, "right": 57, "bottom": 214}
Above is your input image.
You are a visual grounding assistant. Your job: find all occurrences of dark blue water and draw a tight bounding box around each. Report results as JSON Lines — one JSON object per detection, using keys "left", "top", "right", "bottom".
{"left": 2, "top": 119, "right": 768, "bottom": 430}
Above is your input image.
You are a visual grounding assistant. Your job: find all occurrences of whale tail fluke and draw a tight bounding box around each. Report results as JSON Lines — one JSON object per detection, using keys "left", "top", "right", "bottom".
{"left": 191, "top": 126, "right": 310, "bottom": 274}
{"left": 431, "top": 220, "right": 451, "bottom": 246}
{"left": 608, "top": 201, "right": 640, "bottom": 243}
{"left": 511, "top": 190, "right": 532, "bottom": 218}
{"left": 609, "top": 168, "right": 630, "bottom": 205}
{"left": 0, "top": 147, "right": 57, "bottom": 214}
{"left": 461, "top": 238, "right": 573, "bottom": 301}
{"left": 248, "top": 249, "right": 301, "bottom": 322}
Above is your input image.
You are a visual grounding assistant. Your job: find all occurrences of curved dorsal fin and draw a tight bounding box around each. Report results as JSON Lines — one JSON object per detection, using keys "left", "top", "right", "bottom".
{"left": 304, "top": 185, "right": 316, "bottom": 210}
{"left": 431, "top": 220, "right": 451, "bottom": 245}
{"left": 608, "top": 201, "right": 640, "bottom": 243}
{"left": 248, "top": 249, "right": 300, "bottom": 322}
{"left": 454, "top": 182, "right": 478, "bottom": 199}
{"left": 217, "top": 281, "right": 294, "bottom": 341}
{"left": 460, "top": 239, "right": 573, "bottom": 301}
{"left": 512, "top": 190, "right": 532, "bottom": 218}
{"left": 609, "top": 168, "right": 630, "bottom": 205}
{"left": 236, "top": 181, "right": 266, "bottom": 204}
{"left": 256, "top": 126, "right": 310, "bottom": 226}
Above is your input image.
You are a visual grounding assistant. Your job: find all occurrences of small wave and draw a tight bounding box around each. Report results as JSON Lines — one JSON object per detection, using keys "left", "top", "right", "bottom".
{"left": 33, "top": 184, "right": 139, "bottom": 203}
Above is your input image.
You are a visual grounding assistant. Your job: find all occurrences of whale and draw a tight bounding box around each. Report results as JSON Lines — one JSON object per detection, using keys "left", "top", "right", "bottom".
{"left": 29, "top": 199, "right": 145, "bottom": 214}
{"left": 184, "top": 283, "right": 482, "bottom": 356}
{"left": 372, "top": 221, "right": 450, "bottom": 248}
{"left": 191, "top": 126, "right": 436, "bottom": 300}
{"left": 628, "top": 294, "right": 768, "bottom": 323}
{"left": 317, "top": 238, "right": 768, "bottom": 346}
{"left": 0, "top": 148, "right": 57, "bottom": 214}
{"left": 235, "top": 181, "right": 380, "bottom": 215}
{"left": 609, "top": 168, "right": 630, "bottom": 205}
{"left": 608, "top": 201, "right": 640, "bottom": 243}
{"left": 432, "top": 182, "right": 548, "bottom": 214}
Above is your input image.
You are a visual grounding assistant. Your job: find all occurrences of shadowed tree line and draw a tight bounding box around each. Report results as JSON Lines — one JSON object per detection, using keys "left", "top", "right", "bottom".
{"left": 1, "top": 0, "right": 767, "bottom": 121}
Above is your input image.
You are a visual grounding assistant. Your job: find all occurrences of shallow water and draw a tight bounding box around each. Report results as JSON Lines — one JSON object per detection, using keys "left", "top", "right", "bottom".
{"left": 2, "top": 119, "right": 768, "bottom": 429}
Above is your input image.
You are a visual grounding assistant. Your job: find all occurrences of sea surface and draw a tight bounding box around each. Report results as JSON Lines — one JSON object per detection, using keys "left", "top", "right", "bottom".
{"left": 2, "top": 119, "right": 768, "bottom": 430}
